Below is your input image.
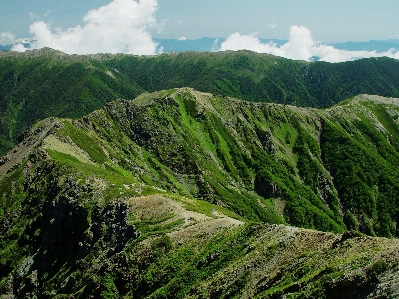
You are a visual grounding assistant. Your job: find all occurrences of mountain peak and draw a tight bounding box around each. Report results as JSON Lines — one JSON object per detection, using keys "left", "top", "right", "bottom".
{"left": 2, "top": 89, "right": 399, "bottom": 297}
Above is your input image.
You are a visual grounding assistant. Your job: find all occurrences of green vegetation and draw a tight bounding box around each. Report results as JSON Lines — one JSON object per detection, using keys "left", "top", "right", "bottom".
{"left": 0, "top": 49, "right": 143, "bottom": 154}
{"left": 104, "top": 52, "right": 399, "bottom": 108}
{"left": 1, "top": 86, "right": 399, "bottom": 297}
{"left": 2, "top": 50, "right": 399, "bottom": 155}
{"left": 320, "top": 110, "right": 399, "bottom": 237}
{"left": 3, "top": 89, "right": 398, "bottom": 237}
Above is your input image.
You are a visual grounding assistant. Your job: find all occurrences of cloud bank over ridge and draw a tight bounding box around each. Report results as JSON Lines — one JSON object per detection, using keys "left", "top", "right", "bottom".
{"left": 11, "top": 0, "right": 159, "bottom": 55}
{"left": 3, "top": 1, "right": 399, "bottom": 63}
{"left": 220, "top": 25, "right": 399, "bottom": 62}
{"left": 0, "top": 32, "right": 16, "bottom": 46}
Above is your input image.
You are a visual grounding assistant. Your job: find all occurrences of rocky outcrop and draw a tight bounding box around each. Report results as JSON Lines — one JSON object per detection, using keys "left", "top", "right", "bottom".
{"left": 7, "top": 165, "right": 139, "bottom": 297}
{"left": 0, "top": 118, "right": 61, "bottom": 179}
{"left": 256, "top": 128, "right": 277, "bottom": 155}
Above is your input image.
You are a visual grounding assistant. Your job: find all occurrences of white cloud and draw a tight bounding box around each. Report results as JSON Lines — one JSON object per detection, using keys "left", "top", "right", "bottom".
{"left": 13, "top": 0, "right": 159, "bottom": 55}
{"left": 178, "top": 36, "right": 187, "bottom": 41}
{"left": 219, "top": 32, "right": 285, "bottom": 57}
{"left": 0, "top": 32, "right": 16, "bottom": 45}
{"left": 11, "top": 43, "right": 28, "bottom": 52}
{"left": 268, "top": 21, "right": 276, "bottom": 29}
{"left": 43, "top": 10, "right": 52, "bottom": 17}
{"left": 29, "top": 10, "right": 53, "bottom": 20}
{"left": 220, "top": 25, "right": 399, "bottom": 63}
{"left": 211, "top": 38, "right": 220, "bottom": 52}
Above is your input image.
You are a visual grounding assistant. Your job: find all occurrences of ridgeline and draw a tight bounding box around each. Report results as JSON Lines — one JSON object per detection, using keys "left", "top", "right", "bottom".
{"left": 1, "top": 88, "right": 399, "bottom": 297}
{"left": 2, "top": 48, "right": 399, "bottom": 154}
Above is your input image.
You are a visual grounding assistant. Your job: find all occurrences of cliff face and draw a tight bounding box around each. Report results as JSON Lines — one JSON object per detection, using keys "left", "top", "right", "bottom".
{"left": 1, "top": 89, "right": 399, "bottom": 297}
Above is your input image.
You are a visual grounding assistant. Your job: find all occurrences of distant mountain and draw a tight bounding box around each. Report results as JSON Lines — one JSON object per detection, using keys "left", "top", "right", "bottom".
{"left": 153, "top": 38, "right": 399, "bottom": 53}
{"left": 332, "top": 40, "right": 399, "bottom": 52}
{"left": 1, "top": 89, "right": 399, "bottom": 297}
{"left": 2, "top": 49, "right": 399, "bottom": 156}
{"left": 154, "top": 37, "right": 223, "bottom": 52}
{"left": 0, "top": 45, "right": 12, "bottom": 51}
{"left": 0, "top": 43, "right": 31, "bottom": 52}
{"left": 3, "top": 39, "right": 398, "bottom": 53}
{"left": 153, "top": 37, "right": 288, "bottom": 53}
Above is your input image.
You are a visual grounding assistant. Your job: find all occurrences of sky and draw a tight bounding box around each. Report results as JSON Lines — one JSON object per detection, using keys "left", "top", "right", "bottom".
{"left": 1, "top": 0, "right": 399, "bottom": 61}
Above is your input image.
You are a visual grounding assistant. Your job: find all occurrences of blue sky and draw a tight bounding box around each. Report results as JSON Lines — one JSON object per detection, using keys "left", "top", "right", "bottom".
{"left": 1, "top": 0, "right": 399, "bottom": 42}
{"left": 1, "top": 0, "right": 399, "bottom": 61}
{"left": 156, "top": 0, "right": 399, "bottom": 42}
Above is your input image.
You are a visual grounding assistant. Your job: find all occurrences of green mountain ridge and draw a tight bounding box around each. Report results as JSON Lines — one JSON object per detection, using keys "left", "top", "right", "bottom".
{"left": 1, "top": 88, "right": 399, "bottom": 297}
{"left": 0, "top": 48, "right": 144, "bottom": 155}
{"left": 2, "top": 48, "right": 399, "bottom": 155}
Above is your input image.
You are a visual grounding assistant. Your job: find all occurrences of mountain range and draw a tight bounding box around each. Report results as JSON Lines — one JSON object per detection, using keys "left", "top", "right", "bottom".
{"left": 154, "top": 38, "right": 399, "bottom": 53}
{"left": 2, "top": 48, "right": 399, "bottom": 156}
{"left": 1, "top": 49, "right": 399, "bottom": 298}
{"left": 1, "top": 87, "right": 399, "bottom": 297}
{"left": 2, "top": 38, "right": 399, "bottom": 53}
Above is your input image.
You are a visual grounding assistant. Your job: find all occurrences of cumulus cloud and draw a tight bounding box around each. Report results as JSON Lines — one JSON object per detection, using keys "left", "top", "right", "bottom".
{"left": 0, "top": 32, "right": 16, "bottom": 46}
{"left": 11, "top": 43, "right": 29, "bottom": 52}
{"left": 13, "top": 0, "right": 159, "bottom": 55}
{"left": 220, "top": 25, "right": 399, "bottom": 63}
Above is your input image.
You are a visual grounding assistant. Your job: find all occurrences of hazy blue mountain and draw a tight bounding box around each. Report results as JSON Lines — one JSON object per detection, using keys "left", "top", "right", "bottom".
{"left": 0, "top": 45, "right": 12, "bottom": 51}
{"left": 154, "top": 38, "right": 288, "bottom": 53}
{"left": 153, "top": 37, "right": 223, "bottom": 52}
{"left": 4, "top": 39, "right": 398, "bottom": 53}
{"left": 154, "top": 38, "right": 399, "bottom": 53}
{"left": 153, "top": 38, "right": 399, "bottom": 53}
{"left": 332, "top": 40, "right": 399, "bottom": 52}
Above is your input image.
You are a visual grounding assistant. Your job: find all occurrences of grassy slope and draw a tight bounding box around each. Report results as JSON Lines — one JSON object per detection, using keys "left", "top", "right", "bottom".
{"left": 0, "top": 151, "right": 398, "bottom": 298}
{"left": 104, "top": 51, "right": 399, "bottom": 107}
{"left": 0, "top": 49, "right": 143, "bottom": 154}
{"left": 104, "top": 89, "right": 399, "bottom": 237}
{"left": 1, "top": 90, "right": 399, "bottom": 297}
{"left": 3, "top": 88, "right": 399, "bottom": 237}
{"left": 2, "top": 49, "right": 399, "bottom": 155}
